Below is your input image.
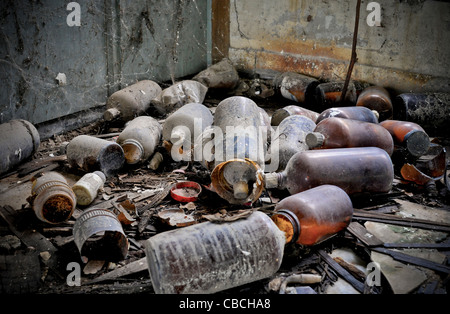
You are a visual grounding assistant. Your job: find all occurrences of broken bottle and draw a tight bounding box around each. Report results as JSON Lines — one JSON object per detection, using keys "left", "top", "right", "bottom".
{"left": 271, "top": 185, "right": 353, "bottom": 246}
{"left": 264, "top": 147, "right": 394, "bottom": 195}
{"left": 306, "top": 117, "right": 394, "bottom": 156}
{"left": 116, "top": 116, "right": 162, "bottom": 164}
{"left": 144, "top": 210, "right": 285, "bottom": 294}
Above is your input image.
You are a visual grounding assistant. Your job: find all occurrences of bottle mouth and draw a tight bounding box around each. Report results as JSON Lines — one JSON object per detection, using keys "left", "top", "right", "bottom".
{"left": 121, "top": 139, "right": 144, "bottom": 164}
{"left": 210, "top": 158, "right": 264, "bottom": 205}
{"left": 271, "top": 209, "right": 300, "bottom": 244}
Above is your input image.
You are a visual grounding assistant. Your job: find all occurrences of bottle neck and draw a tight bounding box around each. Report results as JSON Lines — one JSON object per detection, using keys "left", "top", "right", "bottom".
{"left": 264, "top": 172, "right": 285, "bottom": 189}
{"left": 271, "top": 209, "right": 300, "bottom": 244}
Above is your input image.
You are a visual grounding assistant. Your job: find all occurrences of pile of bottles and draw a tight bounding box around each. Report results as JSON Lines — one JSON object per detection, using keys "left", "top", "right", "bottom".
{"left": 3, "top": 61, "right": 448, "bottom": 294}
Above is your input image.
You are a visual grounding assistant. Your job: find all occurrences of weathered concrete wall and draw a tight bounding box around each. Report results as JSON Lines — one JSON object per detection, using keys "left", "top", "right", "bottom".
{"left": 228, "top": 0, "right": 450, "bottom": 94}
{"left": 0, "top": 0, "right": 207, "bottom": 126}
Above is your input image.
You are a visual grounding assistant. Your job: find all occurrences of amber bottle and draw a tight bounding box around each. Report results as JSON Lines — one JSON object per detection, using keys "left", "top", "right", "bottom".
{"left": 380, "top": 120, "right": 430, "bottom": 157}
{"left": 306, "top": 117, "right": 394, "bottom": 156}
{"left": 271, "top": 105, "right": 320, "bottom": 126}
{"left": 271, "top": 185, "right": 353, "bottom": 246}
{"left": 273, "top": 72, "right": 319, "bottom": 104}
{"left": 356, "top": 86, "right": 393, "bottom": 122}
{"left": 316, "top": 106, "right": 379, "bottom": 124}
{"left": 264, "top": 147, "right": 394, "bottom": 195}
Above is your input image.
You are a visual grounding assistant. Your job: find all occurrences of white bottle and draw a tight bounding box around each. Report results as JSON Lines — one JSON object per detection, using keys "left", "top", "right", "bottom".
{"left": 72, "top": 171, "right": 106, "bottom": 206}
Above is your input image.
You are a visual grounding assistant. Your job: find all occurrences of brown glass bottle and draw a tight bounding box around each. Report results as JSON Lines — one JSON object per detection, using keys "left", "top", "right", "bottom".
{"left": 273, "top": 72, "right": 319, "bottom": 104}
{"left": 314, "top": 81, "right": 357, "bottom": 109}
{"left": 306, "top": 117, "right": 394, "bottom": 156}
{"left": 271, "top": 105, "right": 320, "bottom": 126}
{"left": 271, "top": 185, "right": 353, "bottom": 246}
{"left": 264, "top": 147, "right": 394, "bottom": 195}
{"left": 316, "top": 106, "right": 379, "bottom": 124}
{"left": 356, "top": 86, "right": 393, "bottom": 122}
{"left": 380, "top": 120, "right": 430, "bottom": 157}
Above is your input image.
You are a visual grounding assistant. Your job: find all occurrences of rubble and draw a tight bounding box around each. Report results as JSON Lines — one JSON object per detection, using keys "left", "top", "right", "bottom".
{"left": 0, "top": 64, "right": 449, "bottom": 295}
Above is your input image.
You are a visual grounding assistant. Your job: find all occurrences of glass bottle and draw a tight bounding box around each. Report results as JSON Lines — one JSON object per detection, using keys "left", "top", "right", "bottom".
{"left": 0, "top": 119, "right": 40, "bottom": 175}
{"left": 306, "top": 117, "right": 394, "bottom": 156}
{"left": 268, "top": 115, "right": 316, "bottom": 172}
{"left": 66, "top": 135, "right": 125, "bottom": 177}
{"left": 144, "top": 210, "right": 286, "bottom": 294}
{"left": 394, "top": 92, "right": 450, "bottom": 137}
{"left": 271, "top": 185, "right": 353, "bottom": 246}
{"left": 314, "top": 81, "right": 357, "bottom": 109}
{"left": 28, "top": 171, "right": 76, "bottom": 224}
{"left": 379, "top": 120, "right": 430, "bottom": 157}
{"left": 162, "top": 103, "right": 213, "bottom": 154}
{"left": 116, "top": 116, "right": 162, "bottom": 164}
{"left": 207, "top": 96, "right": 268, "bottom": 205}
{"left": 264, "top": 147, "right": 394, "bottom": 195}
{"left": 316, "top": 106, "right": 379, "bottom": 124}
{"left": 273, "top": 72, "right": 319, "bottom": 104}
{"left": 104, "top": 80, "right": 162, "bottom": 122}
{"left": 271, "top": 105, "right": 320, "bottom": 126}
{"left": 72, "top": 171, "right": 106, "bottom": 206}
{"left": 356, "top": 86, "right": 393, "bottom": 122}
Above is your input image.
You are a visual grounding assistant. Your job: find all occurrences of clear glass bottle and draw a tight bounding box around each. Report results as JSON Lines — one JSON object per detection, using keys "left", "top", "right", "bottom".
{"left": 271, "top": 105, "right": 320, "bottom": 126}
{"left": 207, "top": 96, "right": 268, "bottom": 204}
{"left": 306, "top": 117, "right": 394, "bottom": 156}
{"left": 269, "top": 115, "right": 316, "bottom": 172}
{"left": 264, "top": 147, "right": 394, "bottom": 195}
{"left": 66, "top": 135, "right": 125, "bottom": 177}
{"left": 72, "top": 171, "right": 106, "bottom": 206}
{"left": 0, "top": 119, "right": 40, "bottom": 175}
{"left": 116, "top": 116, "right": 162, "bottom": 164}
{"left": 394, "top": 92, "right": 450, "bottom": 137}
{"left": 104, "top": 80, "right": 162, "bottom": 122}
{"left": 271, "top": 185, "right": 353, "bottom": 246}
{"left": 162, "top": 103, "right": 213, "bottom": 152}
{"left": 144, "top": 210, "right": 286, "bottom": 294}
{"left": 356, "top": 86, "right": 393, "bottom": 122}
{"left": 316, "top": 106, "right": 379, "bottom": 124}
{"left": 380, "top": 120, "right": 430, "bottom": 157}
{"left": 273, "top": 72, "right": 319, "bottom": 104}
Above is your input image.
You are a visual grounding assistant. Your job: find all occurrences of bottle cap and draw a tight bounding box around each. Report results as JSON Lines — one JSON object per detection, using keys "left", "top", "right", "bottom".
{"left": 371, "top": 110, "right": 380, "bottom": 120}
{"left": 271, "top": 209, "right": 300, "bottom": 243}
{"left": 264, "top": 172, "right": 280, "bottom": 189}
{"left": 93, "top": 171, "right": 106, "bottom": 183}
{"left": 305, "top": 132, "right": 325, "bottom": 148}
{"left": 104, "top": 108, "right": 121, "bottom": 121}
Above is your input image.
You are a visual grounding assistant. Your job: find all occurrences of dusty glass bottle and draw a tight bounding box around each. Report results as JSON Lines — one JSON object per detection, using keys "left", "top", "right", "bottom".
{"left": 394, "top": 92, "right": 450, "bottom": 137}
{"left": 162, "top": 102, "right": 213, "bottom": 156}
{"left": 271, "top": 105, "right": 320, "bottom": 126}
{"left": 306, "top": 117, "right": 394, "bottom": 156}
{"left": 28, "top": 171, "right": 76, "bottom": 224}
{"left": 0, "top": 119, "right": 40, "bottom": 175}
{"left": 269, "top": 115, "right": 316, "bottom": 172}
{"left": 66, "top": 135, "right": 125, "bottom": 176}
{"left": 116, "top": 116, "right": 162, "bottom": 164}
{"left": 104, "top": 80, "right": 162, "bottom": 122}
{"left": 72, "top": 171, "right": 106, "bottom": 206}
{"left": 144, "top": 210, "right": 286, "bottom": 294}
{"left": 273, "top": 72, "right": 319, "bottom": 104}
{"left": 356, "top": 86, "right": 393, "bottom": 122}
{"left": 271, "top": 185, "right": 353, "bottom": 246}
{"left": 315, "top": 106, "right": 379, "bottom": 124}
{"left": 380, "top": 120, "right": 430, "bottom": 157}
{"left": 264, "top": 147, "right": 394, "bottom": 195}
{"left": 314, "top": 81, "right": 357, "bottom": 109}
{"left": 207, "top": 96, "right": 268, "bottom": 204}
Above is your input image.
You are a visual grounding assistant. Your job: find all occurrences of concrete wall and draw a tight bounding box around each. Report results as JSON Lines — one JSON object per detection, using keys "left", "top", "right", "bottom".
{"left": 0, "top": 0, "right": 208, "bottom": 128}
{"left": 227, "top": 0, "right": 450, "bottom": 94}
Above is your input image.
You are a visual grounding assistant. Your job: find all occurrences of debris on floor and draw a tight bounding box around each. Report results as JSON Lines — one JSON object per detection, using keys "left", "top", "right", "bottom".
{"left": 0, "top": 60, "right": 449, "bottom": 295}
